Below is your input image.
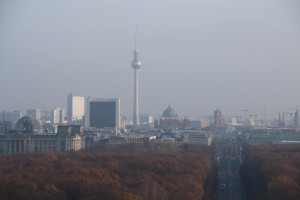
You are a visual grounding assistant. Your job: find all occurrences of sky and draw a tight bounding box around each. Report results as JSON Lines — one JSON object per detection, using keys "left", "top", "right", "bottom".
{"left": 0, "top": 0, "right": 300, "bottom": 119}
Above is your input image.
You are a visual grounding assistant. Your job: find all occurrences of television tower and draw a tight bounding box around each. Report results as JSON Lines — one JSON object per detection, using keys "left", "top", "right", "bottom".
{"left": 131, "top": 21, "right": 142, "bottom": 126}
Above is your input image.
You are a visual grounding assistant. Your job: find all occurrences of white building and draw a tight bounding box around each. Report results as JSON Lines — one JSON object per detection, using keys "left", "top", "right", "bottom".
{"left": 183, "top": 130, "right": 212, "bottom": 146}
{"left": 51, "top": 107, "right": 66, "bottom": 125}
{"left": 67, "top": 94, "right": 85, "bottom": 124}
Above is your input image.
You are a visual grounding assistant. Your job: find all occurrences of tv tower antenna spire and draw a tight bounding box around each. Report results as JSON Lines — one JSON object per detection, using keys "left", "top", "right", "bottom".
{"left": 134, "top": 15, "right": 138, "bottom": 50}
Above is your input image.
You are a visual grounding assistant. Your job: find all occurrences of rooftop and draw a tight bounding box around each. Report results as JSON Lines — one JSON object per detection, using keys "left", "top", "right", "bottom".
{"left": 249, "top": 134, "right": 300, "bottom": 141}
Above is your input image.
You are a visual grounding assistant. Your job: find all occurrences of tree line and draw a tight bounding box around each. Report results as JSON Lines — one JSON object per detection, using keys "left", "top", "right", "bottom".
{"left": 0, "top": 143, "right": 216, "bottom": 200}
{"left": 240, "top": 144, "right": 300, "bottom": 200}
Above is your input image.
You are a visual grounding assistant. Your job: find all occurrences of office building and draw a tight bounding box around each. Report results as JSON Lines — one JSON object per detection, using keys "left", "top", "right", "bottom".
{"left": 86, "top": 98, "right": 120, "bottom": 129}
{"left": 51, "top": 107, "right": 66, "bottom": 125}
{"left": 67, "top": 94, "right": 85, "bottom": 124}
{"left": 183, "top": 130, "right": 212, "bottom": 146}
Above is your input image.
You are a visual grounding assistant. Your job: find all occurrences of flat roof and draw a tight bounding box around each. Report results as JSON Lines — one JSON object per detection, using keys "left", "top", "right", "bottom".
{"left": 249, "top": 134, "right": 300, "bottom": 141}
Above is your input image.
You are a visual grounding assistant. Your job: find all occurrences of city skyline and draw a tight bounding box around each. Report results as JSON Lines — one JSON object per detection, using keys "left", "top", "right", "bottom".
{"left": 0, "top": 0, "right": 299, "bottom": 118}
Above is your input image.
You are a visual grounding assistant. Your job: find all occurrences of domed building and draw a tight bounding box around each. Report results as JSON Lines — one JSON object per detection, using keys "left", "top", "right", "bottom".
{"left": 162, "top": 105, "right": 178, "bottom": 119}
{"left": 1, "top": 116, "right": 85, "bottom": 155}
{"left": 159, "top": 105, "right": 190, "bottom": 130}
{"left": 16, "top": 116, "right": 41, "bottom": 134}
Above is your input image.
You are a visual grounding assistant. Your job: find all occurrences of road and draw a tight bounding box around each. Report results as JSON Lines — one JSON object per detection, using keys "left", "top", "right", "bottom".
{"left": 215, "top": 139, "right": 247, "bottom": 200}
{"left": 216, "top": 157, "right": 247, "bottom": 200}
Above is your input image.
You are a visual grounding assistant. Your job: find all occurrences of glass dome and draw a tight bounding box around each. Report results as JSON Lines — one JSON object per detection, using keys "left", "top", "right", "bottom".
{"left": 16, "top": 116, "right": 41, "bottom": 133}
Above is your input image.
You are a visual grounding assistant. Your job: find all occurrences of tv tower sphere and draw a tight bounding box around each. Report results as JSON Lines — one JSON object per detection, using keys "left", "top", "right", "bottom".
{"left": 131, "top": 50, "right": 142, "bottom": 70}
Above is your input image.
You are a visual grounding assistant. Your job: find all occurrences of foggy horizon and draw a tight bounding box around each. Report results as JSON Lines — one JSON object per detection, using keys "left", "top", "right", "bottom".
{"left": 1, "top": 0, "right": 300, "bottom": 119}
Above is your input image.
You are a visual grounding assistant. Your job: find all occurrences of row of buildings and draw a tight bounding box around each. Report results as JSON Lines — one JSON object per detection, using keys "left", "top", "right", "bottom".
{"left": 0, "top": 113, "right": 213, "bottom": 155}
{"left": 1, "top": 99, "right": 216, "bottom": 133}
{"left": 0, "top": 94, "right": 120, "bottom": 132}
{"left": 243, "top": 128, "right": 300, "bottom": 145}
{"left": 0, "top": 116, "right": 85, "bottom": 155}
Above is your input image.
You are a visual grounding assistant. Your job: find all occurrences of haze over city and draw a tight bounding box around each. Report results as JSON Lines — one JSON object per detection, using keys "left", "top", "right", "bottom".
{"left": 1, "top": 1, "right": 300, "bottom": 200}
{"left": 1, "top": 0, "right": 300, "bottom": 118}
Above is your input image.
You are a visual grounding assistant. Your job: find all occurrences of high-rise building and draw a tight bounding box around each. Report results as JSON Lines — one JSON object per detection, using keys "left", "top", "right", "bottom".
{"left": 131, "top": 25, "right": 142, "bottom": 126}
{"left": 27, "top": 109, "right": 41, "bottom": 121}
{"left": 85, "top": 98, "right": 120, "bottom": 129}
{"left": 51, "top": 107, "right": 66, "bottom": 125}
{"left": 67, "top": 94, "right": 85, "bottom": 124}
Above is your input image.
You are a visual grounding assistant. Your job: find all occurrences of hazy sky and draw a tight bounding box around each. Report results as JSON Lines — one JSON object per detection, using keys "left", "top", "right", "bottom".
{"left": 0, "top": 0, "right": 300, "bottom": 119}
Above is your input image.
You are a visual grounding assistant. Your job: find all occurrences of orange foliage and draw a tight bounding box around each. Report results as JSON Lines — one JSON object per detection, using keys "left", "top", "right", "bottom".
{"left": 0, "top": 144, "right": 214, "bottom": 200}
{"left": 241, "top": 144, "right": 300, "bottom": 200}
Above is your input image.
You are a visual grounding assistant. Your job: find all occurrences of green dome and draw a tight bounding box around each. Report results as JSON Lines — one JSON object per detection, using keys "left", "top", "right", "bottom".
{"left": 162, "top": 105, "right": 178, "bottom": 118}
